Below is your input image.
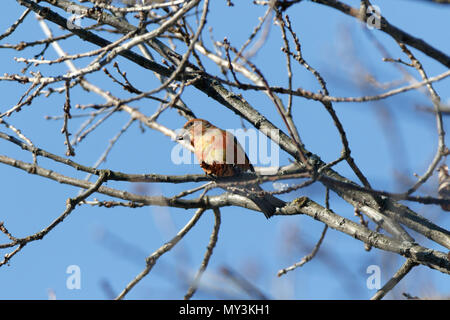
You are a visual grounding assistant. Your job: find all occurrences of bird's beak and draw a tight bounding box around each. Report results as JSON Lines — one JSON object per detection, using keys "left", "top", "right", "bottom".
{"left": 176, "top": 129, "right": 187, "bottom": 141}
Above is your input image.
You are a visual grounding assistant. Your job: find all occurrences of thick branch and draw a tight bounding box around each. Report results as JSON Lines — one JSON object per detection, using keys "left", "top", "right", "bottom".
{"left": 282, "top": 198, "right": 450, "bottom": 275}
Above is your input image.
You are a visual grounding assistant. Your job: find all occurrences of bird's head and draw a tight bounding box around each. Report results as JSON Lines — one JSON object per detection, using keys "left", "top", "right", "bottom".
{"left": 176, "top": 119, "right": 213, "bottom": 143}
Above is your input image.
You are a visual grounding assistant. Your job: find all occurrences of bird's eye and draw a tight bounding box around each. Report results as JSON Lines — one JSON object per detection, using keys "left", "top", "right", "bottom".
{"left": 176, "top": 128, "right": 186, "bottom": 140}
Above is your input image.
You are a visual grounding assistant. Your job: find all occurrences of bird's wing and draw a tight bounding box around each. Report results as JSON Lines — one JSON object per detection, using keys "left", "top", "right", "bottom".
{"left": 228, "top": 133, "right": 254, "bottom": 172}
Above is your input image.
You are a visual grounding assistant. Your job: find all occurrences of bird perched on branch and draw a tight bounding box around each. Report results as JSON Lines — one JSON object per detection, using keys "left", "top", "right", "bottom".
{"left": 177, "top": 118, "right": 285, "bottom": 218}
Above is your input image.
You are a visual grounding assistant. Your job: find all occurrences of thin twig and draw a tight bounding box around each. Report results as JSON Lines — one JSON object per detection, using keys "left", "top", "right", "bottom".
{"left": 62, "top": 80, "right": 75, "bottom": 156}
{"left": 278, "top": 189, "right": 329, "bottom": 276}
{"left": 0, "top": 171, "right": 108, "bottom": 266}
{"left": 184, "top": 207, "right": 221, "bottom": 299}
{"left": 0, "top": 8, "right": 31, "bottom": 41}
{"left": 115, "top": 207, "right": 206, "bottom": 300}
{"left": 371, "top": 259, "right": 418, "bottom": 300}
{"left": 394, "top": 41, "right": 447, "bottom": 196}
{"left": 220, "top": 266, "right": 268, "bottom": 299}
{"left": 277, "top": 224, "right": 328, "bottom": 277}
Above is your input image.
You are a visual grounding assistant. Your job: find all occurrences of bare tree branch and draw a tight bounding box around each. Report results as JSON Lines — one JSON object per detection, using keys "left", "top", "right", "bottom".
{"left": 115, "top": 207, "right": 206, "bottom": 300}
{"left": 371, "top": 259, "right": 419, "bottom": 300}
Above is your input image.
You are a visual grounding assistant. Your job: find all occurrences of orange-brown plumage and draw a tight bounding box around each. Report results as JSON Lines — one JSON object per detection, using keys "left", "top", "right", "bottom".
{"left": 181, "top": 119, "right": 253, "bottom": 176}
{"left": 178, "top": 119, "right": 285, "bottom": 218}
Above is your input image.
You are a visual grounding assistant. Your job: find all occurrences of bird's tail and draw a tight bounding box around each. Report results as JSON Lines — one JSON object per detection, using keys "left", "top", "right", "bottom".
{"left": 238, "top": 184, "right": 285, "bottom": 219}
{"left": 249, "top": 192, "right": 285, "bottom": 219}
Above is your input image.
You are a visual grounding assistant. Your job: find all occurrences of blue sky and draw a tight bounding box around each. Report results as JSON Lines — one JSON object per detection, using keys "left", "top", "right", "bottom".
{"left": 0, "top": 0, "right": 449, "bottom": 299}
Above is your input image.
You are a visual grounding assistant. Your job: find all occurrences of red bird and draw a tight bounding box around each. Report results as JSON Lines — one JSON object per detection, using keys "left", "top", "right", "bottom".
{"left": 177, "top": 119, "right": 285, "bottom": 218}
